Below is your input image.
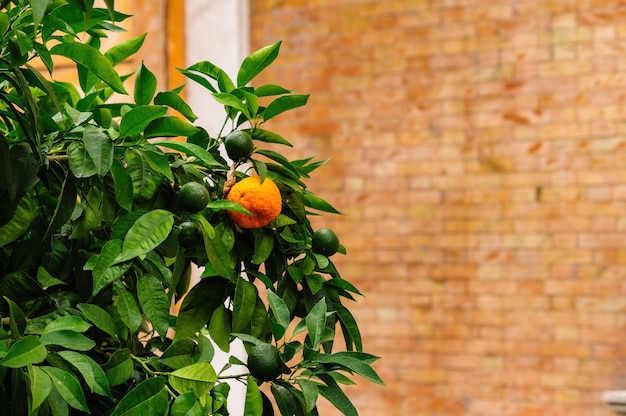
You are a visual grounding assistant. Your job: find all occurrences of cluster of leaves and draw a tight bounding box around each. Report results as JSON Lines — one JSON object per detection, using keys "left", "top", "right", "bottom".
{"left": 0, "top": 1, "right": 383, "bottom": 415}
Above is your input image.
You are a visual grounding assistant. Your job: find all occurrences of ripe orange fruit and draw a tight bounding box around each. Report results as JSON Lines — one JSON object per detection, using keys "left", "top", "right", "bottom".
{"left": 224, "top": 130, "right": 254, "bottom": 161}
{"left": 311, "top": 228, "right": 339, "bottom": 256}
{"left": 177, "top": 182, "right": 210, "bottom": 213}
{"left": 226, "top": 176, "right": 282, "bottom": 229}
{"left": 247, "top": 343, "right": 283, "bottom": 381}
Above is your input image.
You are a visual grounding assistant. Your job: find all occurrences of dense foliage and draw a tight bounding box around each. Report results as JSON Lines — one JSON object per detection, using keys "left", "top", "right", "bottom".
{"left": 0, "top": 1, "right": 382, "bottom": 415}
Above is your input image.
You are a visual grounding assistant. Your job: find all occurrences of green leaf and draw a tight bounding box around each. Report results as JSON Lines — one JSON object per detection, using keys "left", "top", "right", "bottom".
{"left": 43, "top": 316, "right": 91, "bottom": 334}
{"left": 29, "top": 366, "right": 52, "bottom": 412}
{"left": 41, "top": 366, "right": 89, "bottom": 413}
{"left": 335, "top": 305, "right": 362, "bottom": 352}
{"left": 237, "top": 41, "right": 281, "bottom": 87}
{"left": 263, "top": 94, "right": 309, "bottom": 122}
{"left": 232, "top": 278, "right": 258, "bottom": 333}
{"left": 102, "top": 349, "right": 133, "bottom": 387}
{"left": 303, "top": 193, "right": 342, "bottom": 214}
{"left": 105, "top": 33, "right": 147, "bottom": 66}
{"left": 114, "top": 284, "right": 142, "bottom": 333}
{"left": 83, "top": 125, "right": 113, "bottom": 176}
{"left": 247, "top": 128, "right": 292, "bottom": 146}
{"left": 50, "top": 41, "right": 126, "bottom": 94}
{"left": 212, "top": 92, "right": 250, "bottom": 119}
{"left": 91, "top": 239, "right": 124, "bottom": 295}
{"left": 37, "top": 267, "right": 66, "bottom": 290}
{"left": 5, "top": 297, "right": 26, "bottom": 338}
{"left": 201, "top": 227, "right": 233, "bottom": 280}
{"left": 67, "top": 141, "right": 97, "bottom": 178}
{"left": 160, "top": 339, "right": 196, "bottom": 370}
{"left": 297, "top": 379, "right": 319, "bottom": 412}
{"left": 0, "top": 336, "right": 47, "bottom": 368}
{"left": 119, "top": 105, "right": 167, "bottom": 138}
{"left": 168, "top": 362, "right": 218, "bottom": 397}
{"left": 271, "top": 383, "right": 296, "bottom": 416}
{"left": 124, "top": 148, "right": 162, "bottom": 202}
{"left": 40, "top": 330, "right": 96, "bottom": 351}
{"left": 155, "top": 141, "right": 220, "bottom": 168}
{"left": 143, "top": 116, "right": 200, "bottom": 138}
{"left": 0, "top": 192, "right": 39, "bottom": 247}
{"left": 251, "top": 228, "right": 274, "bottom": 265}
{"left": 111, "top": 377, "right": 169, "bottom": 416}
{"left": 44, "top": 171, "right": 77, "bottom": 238}
{"left": 171, "top": 392, "right": 204, "bottom": 416}
{"left": 306, "top": 299, "right": 327, "bottom": 348}
{"left": 318, "top": 353, "right": 384, "bottom": 385}
{"left": 154, "top": 90, "right": 198, "bottom": 121}
{"left": 109, "top": 159, "right": 134, "bottom": 211}
{"left": 208, "top": 305, "right": 231, "bottom": 352}
{"left": 77, "top": 303, "right": 119, "bottom": 340}
{"left": 266, "top": 291, "right": 290, "bottom": 332}
{"left": 57, "top": 351, "right": 111, "bottom": 397}
{"left": 115, "top": 209, "right": 174, "bottom": 263}
{"left": 134, "top": 61, "right": 157, "bottom": 105}
{"left": 137, "top": 274, "right": 171, "bottom": 337}
{"left": 174, "top": 278, "right": 229, "bottom": 340}
{"left": 182, "top": 60, "right": 235, "bottom": 92}
{"left": 254, "top": 84, "right": 292, "bottom": 97}
{"left": 207, "top": 199, "right": 252, "bottom": 215}
{"left": 244, "top": 375, "right": 263, "bottom": 416}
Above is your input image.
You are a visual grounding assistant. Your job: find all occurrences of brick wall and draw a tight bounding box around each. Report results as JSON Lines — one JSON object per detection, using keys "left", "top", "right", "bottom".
{"left": 250, "top": 1, "right": 626, "bottom": 415}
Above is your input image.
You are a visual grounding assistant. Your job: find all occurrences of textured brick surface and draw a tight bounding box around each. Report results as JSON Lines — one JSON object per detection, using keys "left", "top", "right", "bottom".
{"left": 251, "top": 1, "right": 626, "bottom": 415}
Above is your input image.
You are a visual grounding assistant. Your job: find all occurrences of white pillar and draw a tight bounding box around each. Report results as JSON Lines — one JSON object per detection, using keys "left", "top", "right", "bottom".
{"left": 184, "top": 2, "right": 249, "bottom": 415}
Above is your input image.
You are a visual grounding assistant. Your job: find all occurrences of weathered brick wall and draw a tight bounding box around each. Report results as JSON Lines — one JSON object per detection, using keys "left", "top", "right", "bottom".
{"left": 250, "top": 1, "right": 626, "bottom": 415}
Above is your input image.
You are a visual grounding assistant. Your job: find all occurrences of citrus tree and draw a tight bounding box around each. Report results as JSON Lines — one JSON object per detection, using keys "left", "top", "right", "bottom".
{"left": 0, "top": 1, "right": 383, "bottom": 415}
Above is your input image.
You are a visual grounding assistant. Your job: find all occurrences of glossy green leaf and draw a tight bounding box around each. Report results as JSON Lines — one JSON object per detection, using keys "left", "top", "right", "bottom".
{"left": 119, "top": 105, "right": 167, "bottom": 138}
{"left": 0, "top": 336, "right": 47, "bottom": 368}
{"left": 271, "top": 383, "right": 296, "bottom": 416}
{"left": 114, "top": 284, "right": 142, "bottom": 333}
{"left": 303, "top": 193, "right": 342, "bottom": 214}
{"left": 36, "top": 267, "right": 66, "bottom": 290}
{"left": 115, "top": 209, "right": 174, "bottom": 263}
{"left": 306, "top": 299, "right": 327, "bottom": 348}
{"left": 155, "top": 141, "right": 220, "bottom": 168}
{"left": 110, "top": 377, "right": 169, "bottom": 416}
{"left": 143, "top": 116, "right": 200, "bottom": 138}
{"left": 254, "top": 84, "right": 292, "bottom": 97}
{"left": 102, "top": 348, "right": 133, "bottom": 387}
{"left": 77, "top": 303, "right": 119, "bottom": 340}
{"left": 251, "top": 228, "right": 274, "bottom": 265}
{"left": 237, "top": 41, "right": 281, "bottom": 87}
{"left": 91, "top": 239, "right": 123, "bottom": 295}
{"left": 29, "top": 366, "right": 52, "bottom": 411}
{"left": 134, "top": 61, "right": 157, "bottom": 105}
{"left": 174, "top": 277, "right": 228, "bottom": 340}
{"left": 182, "top": 60, "right": 235, "bottom": 93}
{"left": 206, "top": 199, "right": 252, "bottom": 215}
{"left": 109, "top": 159, "right": 134, "bottom": 211}
{"left": 247, "top": 128, "right": 292, "bottom": 146}
{"left": 83, "top": 125, "right": 113, "bottom": 176}
{"left": 263, "top": 94, "right": 309, "bottom": 122}
{"left": 168, "top": 362, "right": 217, "bottom": 397}
{"left": 44, "top": 171, "right": 76, "bottom": 238}
{"left": 171, "top": 391, "right": 204, "bottom": 416}
{"left": 40, "top": 330, "right": 96, "bottom": 351}
{"left": 317, "top": 384, "right": 357, "bottom": 416}
{"left": 318, "top": 353, "right": 384, "bottom": 385}
{"left": 335, "top": 305, "right": 362, "bottom": 352}
{"left": 43, "top": 316, "right": 91, "bottom": 334}
{"left": 160, "top": 338, "right": 196, "bottom": 370}
{"left": 124, "top": 148, "right": 162, "bottom": 202}
{"left": 0, "top": 192, "right": 38, "bottom": 247}
{"left": 67, "top": 141, "right": 97, "bottom": 178}
{"left": 137, "top": 274, "right": 170, "bottom": 337}
{"left": 42, "top": 366, "right": 89, "bottom": 413}
{"left": 212, "top": 92, "right": 250, "bottom": 119}
{"left": 266, "top": 291, "right": 290, "bottom": 332}
{"left": 57, "top": 351, "right": 111, "bottom": 397}
{"left": 50, "top": 41, "right": 126, "bottom": 94}
{"left": 232, "top": 278, "right": 258, "bottom": 333}
{"left": 154, "top": 90, "right": 198, "bottom": 121}
{"left": 297, "top": 379, "right": 319, "bottom": 412}
{"left": 208, "top": 305, "right": 231, "bottom": 352}
{"left": 244, "top": 375, "right": 263, "bottom": 416}
{"left": 201, "top": 226, "right": 233, "bottom": 280}
{"left": 105, "top": 33, "right": 146, "bottom": 66}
